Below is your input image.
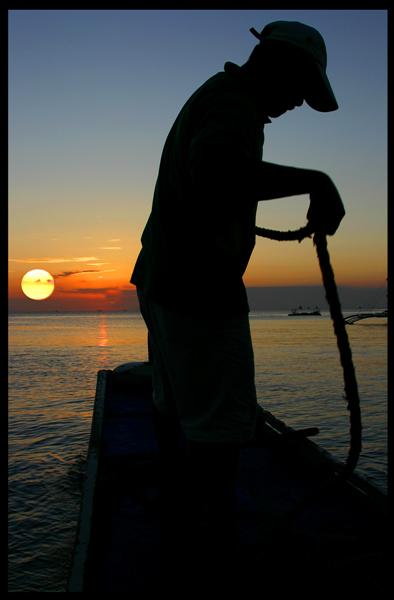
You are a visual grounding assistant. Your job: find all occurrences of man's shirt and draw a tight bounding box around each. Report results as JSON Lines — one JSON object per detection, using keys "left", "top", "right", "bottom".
{"left": 131, "top": 62, "right": 270, "bottom": 316}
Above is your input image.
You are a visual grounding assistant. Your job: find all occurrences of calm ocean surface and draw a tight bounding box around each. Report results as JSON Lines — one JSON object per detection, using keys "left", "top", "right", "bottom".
{"left": 8, "top": 310, "right": 387, "bottom": 592}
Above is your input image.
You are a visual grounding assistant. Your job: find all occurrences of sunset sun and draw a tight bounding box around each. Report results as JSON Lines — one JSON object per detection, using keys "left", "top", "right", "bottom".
{"left": 21, "top": 269, "right": 55, "bottom": 300}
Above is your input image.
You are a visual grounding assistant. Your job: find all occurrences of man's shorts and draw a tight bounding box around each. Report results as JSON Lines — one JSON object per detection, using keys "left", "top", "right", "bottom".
{"left": 137, "top": 290, "right": 257, "bottom": 444}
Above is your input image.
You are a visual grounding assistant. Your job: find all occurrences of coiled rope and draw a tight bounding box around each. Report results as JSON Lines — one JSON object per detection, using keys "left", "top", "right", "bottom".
{"left": 255, "top": 224, "right": 362, "bottom": 478}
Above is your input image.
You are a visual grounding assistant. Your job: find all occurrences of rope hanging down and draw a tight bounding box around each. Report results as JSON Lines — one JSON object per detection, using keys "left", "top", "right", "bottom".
{"left": 255, "top": 224, "right": 362, "bottom": 477}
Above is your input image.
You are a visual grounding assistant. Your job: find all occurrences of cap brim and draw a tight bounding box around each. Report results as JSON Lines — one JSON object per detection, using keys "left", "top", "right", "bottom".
{"left": 304, "top": 64, "right": 338, "bottom": 112}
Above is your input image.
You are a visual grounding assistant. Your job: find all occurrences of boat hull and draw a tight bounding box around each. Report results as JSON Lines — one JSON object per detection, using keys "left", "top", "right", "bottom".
{"left": 68, "top": 363, "right": 388, "bottom": 592}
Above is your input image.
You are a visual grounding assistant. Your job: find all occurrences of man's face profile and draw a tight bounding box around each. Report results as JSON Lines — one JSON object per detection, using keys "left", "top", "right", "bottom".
{"left": 259, "top": 43, "right": 317, "bottom": 118}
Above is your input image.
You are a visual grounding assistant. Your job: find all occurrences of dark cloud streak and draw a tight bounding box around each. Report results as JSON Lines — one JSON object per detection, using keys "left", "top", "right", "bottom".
{"left": 54, "top": 269, "right": 100, "bottom": 279}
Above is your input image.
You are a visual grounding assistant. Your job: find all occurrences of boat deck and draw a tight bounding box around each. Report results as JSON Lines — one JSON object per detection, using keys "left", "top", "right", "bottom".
{"left": 68, "top": 363, "right": 388, "bottom": 593}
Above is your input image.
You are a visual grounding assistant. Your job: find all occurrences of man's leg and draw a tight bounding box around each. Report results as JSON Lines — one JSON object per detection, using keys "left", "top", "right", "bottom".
{"left": 137, "top": 291, "right": 184, "bottom": 522}
{"left": 185, "top": 440, "right": 240, "bottom": 536}
{"left": 137, "top": 293, "right": 255, "bottom": 588}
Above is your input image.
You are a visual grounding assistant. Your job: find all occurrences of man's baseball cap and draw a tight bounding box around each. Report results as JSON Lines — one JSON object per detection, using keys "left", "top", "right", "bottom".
{"left": 250, "top": 20, "right": 338, "bottom": 112}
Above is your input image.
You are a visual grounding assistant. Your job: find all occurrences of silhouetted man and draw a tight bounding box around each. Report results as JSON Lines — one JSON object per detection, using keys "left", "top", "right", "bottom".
{"left": 131, "top": 20, "right": 345, "bottom": 582}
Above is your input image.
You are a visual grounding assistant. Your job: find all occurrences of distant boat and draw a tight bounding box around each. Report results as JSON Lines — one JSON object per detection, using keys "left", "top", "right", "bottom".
{"left": 288, "top": 306, "right": 321, "bottom": 316}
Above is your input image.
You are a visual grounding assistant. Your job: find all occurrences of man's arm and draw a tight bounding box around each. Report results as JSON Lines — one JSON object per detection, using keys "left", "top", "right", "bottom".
{"left": 189, "top": 137, "right": 345, "bottom": 236}
{"left": 257, "top": 161, "right": 345, "bottom": 235}
{"left": 257, "top": 161, "right": 323, "bottom": 200}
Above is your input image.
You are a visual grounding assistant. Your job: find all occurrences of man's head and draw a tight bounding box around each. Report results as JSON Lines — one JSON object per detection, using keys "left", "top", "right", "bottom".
{"left": 245, "top": 21, "right": 338, "bottom": 118}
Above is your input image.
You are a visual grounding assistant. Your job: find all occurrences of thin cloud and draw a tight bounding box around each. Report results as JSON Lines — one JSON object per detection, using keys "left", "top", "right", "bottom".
{"left": 9, "top": 256, "right": 99, "bottom": 264}
{"left": 73, "top": 257, "right": 100, "bottom": 262}
{"left": 108, "top": 238, "right": 121, "bottom": 242}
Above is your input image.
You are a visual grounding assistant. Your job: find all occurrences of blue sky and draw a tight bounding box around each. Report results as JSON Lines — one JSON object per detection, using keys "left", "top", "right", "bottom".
{"left": 9, "top": 9, "right": 387, "bottom": 310}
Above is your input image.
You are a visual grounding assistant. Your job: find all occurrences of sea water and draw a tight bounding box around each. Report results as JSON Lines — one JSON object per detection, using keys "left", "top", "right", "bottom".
{"left": 8, "top": 311, "right": 387, "bottom": 592}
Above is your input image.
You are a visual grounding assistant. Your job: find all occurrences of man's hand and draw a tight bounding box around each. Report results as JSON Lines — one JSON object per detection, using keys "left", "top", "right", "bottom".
{"left": 307, "top": 173, "right": 345, "bottom": 235}
{"left": 256, "top": 162, "right": 345, "bottom": 235}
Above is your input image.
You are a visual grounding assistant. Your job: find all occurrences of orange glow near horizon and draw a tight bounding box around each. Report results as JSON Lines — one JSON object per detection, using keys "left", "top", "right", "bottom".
{"left": 9, "top": 265, "right": 386, "bottom": 314}
{"left": 9, "top": 236, "right": 387, "bottom": 313}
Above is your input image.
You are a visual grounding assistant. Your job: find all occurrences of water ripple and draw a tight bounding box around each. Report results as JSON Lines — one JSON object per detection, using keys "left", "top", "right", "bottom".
{"left": 8, "top": 312, "right": 386, "bottom": 591}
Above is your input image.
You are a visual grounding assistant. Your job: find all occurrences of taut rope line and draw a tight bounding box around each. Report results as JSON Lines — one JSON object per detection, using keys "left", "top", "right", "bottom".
{"left": 255, "top": 224, "right": 362, "bottom": 478}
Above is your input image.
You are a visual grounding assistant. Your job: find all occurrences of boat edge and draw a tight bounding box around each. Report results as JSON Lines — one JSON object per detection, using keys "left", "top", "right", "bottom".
{"left": 67, "top": 369, "right": 110, "bottom": 592}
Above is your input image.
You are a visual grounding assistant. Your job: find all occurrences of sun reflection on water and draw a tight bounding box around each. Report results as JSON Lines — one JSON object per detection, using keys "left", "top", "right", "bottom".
{"left": 97, "top": 315, "right": 109, "bottom": 366}
{"left": 98, "top": 315, "right": 109, "bottom": 347}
